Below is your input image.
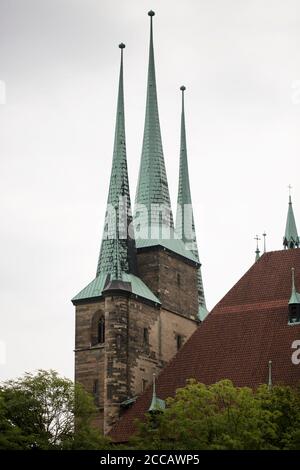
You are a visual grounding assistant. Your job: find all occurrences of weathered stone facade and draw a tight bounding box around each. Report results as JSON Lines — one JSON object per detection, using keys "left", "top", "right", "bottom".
{"left": 137, "top": 247, "right": 199, "bottom": 320}
{"left": 73, "top": 12, "right": 204, "bottom": 435}
{"left": 74, "top": 248, "right": 199, "bottom": 433}
{"left": 75, "top": 300, "right": 106, "bottom": 430}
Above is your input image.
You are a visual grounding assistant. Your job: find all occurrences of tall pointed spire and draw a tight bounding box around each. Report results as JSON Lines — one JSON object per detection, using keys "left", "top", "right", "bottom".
{"left": 283, "top": 188, "right": 299, "bottom": 249}
{"left": 175, "top": 86, "right": 207, "bottom": 321}
{"left": 73, "top": 43, "right": 161, "bottom": 306}
{"left": 148, "top": 373, "right": 165, "bottom": 413}
{"left": 96, "top": 44, "right": 137, "bottom": 277}
{"left": 289, "top": 268, "right": 300, "bottom": 305}
{"left": 134, "top": 11, "right": 173, "bottom": 238}
{"left": 254, "top": 235, "right": 260, "bottom": 262}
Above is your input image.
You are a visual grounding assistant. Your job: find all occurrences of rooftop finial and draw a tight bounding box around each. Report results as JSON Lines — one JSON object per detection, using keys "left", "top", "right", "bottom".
{"left": 180, "top": 86, "right": 186, "bottom": 110}
{"left": 148, "top": 10, "right": 155, "bottom": 17}
{"left": 288, "top": 184, "right": 293, "bottom": 207}
{"left": 283, "top": 187, "right": 299, "bottom": 249}
{"left": 148, "top": 372, "right": 165, "bottom": 413}
{"left": 268, "top": 360, "right": 272, "bottom": 390}
{"left": 262, "top": 232, "right": 267, "bottom": 253}
{"left": 289, "top": 267, "right": 300, "bottom": 304}
{"left": 119, "top": 43, "right": 125, "bottom": 65}
{"left": 254, "top": 235, "right": 260, "bottom": 262}
{"left": 292, "top": 267, "right": 296, "bottom": 290}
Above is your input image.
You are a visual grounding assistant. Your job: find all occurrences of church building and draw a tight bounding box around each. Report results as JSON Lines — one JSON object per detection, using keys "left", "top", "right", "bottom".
{"left": 72, "top": 11, "right": 300, "bottom": 440}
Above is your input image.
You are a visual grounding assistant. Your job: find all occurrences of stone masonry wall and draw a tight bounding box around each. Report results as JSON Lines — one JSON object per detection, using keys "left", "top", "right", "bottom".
{"left": 75, "top": 248, "right": 199, "bottom": 434}
{"left": 137, "top": 248, "right": 199, "bottom": 320}
{"left": 103, "top": 295, "right": 163, "bottom": 433}
{"left": 160, "top": 308, "right": 198, "bottom": 363}
{"left": 103, "top": 294, "right": 129, "bottom": 434}
{"left": 75, "top": 301, "right": 105, "bottom": 430}
{"left": 127, "top": 299, "right": 163, "bottom": 396}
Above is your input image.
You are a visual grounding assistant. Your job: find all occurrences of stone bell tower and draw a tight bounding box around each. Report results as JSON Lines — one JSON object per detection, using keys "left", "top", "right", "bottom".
{"left": 72, "top": 12, "right": 207, "bottom": 434}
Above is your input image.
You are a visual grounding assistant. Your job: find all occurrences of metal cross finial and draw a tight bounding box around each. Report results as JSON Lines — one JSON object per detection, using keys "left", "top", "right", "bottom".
{"left": 262, "top": 232, "right": 267, "bottom": 253}
{"left": 254, "top": 235, "right": 261, "bottom": 249}
{"left": 288, "top": 184, "right": 292, "bottom": 197}
{"left": 254, "top": 235, "right": 261, "bottom": 262}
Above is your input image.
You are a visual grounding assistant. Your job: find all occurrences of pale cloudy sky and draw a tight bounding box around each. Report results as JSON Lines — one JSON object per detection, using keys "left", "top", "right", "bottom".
{"left": 1, "top": 0, "right": 300, "bottom": 381}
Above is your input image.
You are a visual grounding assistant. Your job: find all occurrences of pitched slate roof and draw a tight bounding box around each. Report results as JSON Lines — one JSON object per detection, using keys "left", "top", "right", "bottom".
{"left": 175, "top": 86, "right": 207, "bottom": 319}
{"left": 110, "top": 248, "right": 300, "bottom": 442}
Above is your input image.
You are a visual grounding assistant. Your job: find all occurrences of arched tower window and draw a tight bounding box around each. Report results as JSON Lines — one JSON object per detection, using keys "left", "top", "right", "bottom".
{"left": 91, "top": 311, "right": 105, "bottom": 346}
{"left": 97, "top": 317, "right": 105, "bottom": 344}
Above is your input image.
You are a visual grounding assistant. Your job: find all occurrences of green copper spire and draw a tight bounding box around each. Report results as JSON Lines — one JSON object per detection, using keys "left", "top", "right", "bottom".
{"left": 134, "top": 11, "right": 173, "bottom": 238}
{"left": 254, "top": 235, "right": 260, "bottom": 262}
{"left": 73, "top": 44, "right": 161, "bottom": 306}
{"left": 148, "top": 373, "right": 165, "bottom": 413}
{"left": 289, "top": 268, "right": 300, "bottom": 305}
{"left": 175, "top": 86, "right": 208, "bottom": 321}
{"left": 283, "top": 190, "right": 299, "bottom": 249}
{"left": 96, "top": 44, "right": 137, "bottom": 277}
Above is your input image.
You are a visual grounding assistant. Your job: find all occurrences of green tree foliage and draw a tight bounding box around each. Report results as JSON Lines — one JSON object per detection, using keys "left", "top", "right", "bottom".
{"left": 0, "top": 370, "right": 110, "bottom": 450}
{"left": 132, "top": 379, "right": 300, "bottom": 450}
{"left": 2, "top": 372, "right": 300, "bottom": 450}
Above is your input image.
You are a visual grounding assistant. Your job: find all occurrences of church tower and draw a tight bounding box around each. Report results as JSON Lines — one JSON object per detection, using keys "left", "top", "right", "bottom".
{"left": 72, "top": 12, "right": 205, "bottom": 435}
{"left": 134, "top": 12, "right": 200, "bottom": 325}
{"left": 175, "top": 86, "right": 208, "bottom": 321}
{"left": 72, "top": 43, "right": 163, "bottom": 434}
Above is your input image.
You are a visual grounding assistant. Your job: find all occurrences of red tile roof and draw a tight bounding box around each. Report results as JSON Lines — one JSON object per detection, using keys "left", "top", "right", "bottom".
{"left": 110, "top": 249, "right": 300, "bottom": 442}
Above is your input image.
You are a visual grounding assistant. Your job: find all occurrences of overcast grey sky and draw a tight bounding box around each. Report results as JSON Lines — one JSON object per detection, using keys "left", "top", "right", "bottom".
{"left": 1, "top": 0, "right": 300, "bottom": 381}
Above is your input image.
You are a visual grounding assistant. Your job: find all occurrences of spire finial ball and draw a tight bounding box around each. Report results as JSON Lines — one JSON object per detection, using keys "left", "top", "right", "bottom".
{"left": 180, "top": 86, "right": 186, "bottom": 91}
{"left": 148, "top": 10, "right": 155, "bottom": 17}
{"left": 119, "top": 43, "right": 125, "bottom": 49}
